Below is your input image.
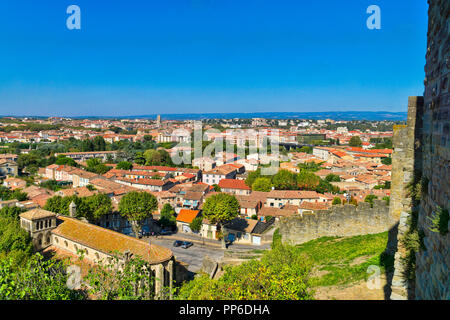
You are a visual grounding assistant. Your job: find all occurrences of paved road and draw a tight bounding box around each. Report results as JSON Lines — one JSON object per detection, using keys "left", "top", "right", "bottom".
{"left": 142, "top": 228, "right": 273, "bottom": 272}
{"left": 147, "top": 237, "right": 225, "bottom": 273}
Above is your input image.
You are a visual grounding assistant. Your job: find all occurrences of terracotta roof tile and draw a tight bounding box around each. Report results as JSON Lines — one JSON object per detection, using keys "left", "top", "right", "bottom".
{"left": 176, "top": 209, "right": 200, "bottom": 224}
{"left": 52, "top": 216, "right": 173, "bottom": 265}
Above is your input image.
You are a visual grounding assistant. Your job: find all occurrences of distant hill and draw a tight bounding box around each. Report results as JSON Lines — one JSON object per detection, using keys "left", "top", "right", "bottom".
{"left": 1, "top": 111, "right": 407, "bottom": 121}
{"left": 81, "top": 111, "right": 407, "bottom": 121}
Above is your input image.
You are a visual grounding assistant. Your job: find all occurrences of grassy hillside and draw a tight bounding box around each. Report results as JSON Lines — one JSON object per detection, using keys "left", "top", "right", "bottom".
{"left": 293, "top": 232, "right": 394, "bottom": 287}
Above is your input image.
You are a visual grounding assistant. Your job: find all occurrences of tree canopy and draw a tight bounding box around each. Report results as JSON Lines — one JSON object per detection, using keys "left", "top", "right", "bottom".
{"left": 159, "top": 203, "right": 176, "bottom": 229}
{"left": 116, "top": 161, "right": 133, "bottom": 170}
{"left": 202, "top": 193, "right": 239, "bottom": 226}
{"left": 119, "top": 191, "right": 158, "bottom": 237}
{"left": 349, "top": 136, "right": 363, "bottom": 147}
{"left": 271, "top": 170, "right": 297, "bottom": 190}
{"left": 252, "top": 177, "right": 273, "bottom": 192}
{"left": 44, "top": 194, "right": 111, "bottom": 223}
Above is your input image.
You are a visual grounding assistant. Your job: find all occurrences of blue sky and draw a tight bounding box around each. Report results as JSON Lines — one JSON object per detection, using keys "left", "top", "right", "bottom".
{"left": 0, "top": 0, "right": 428, "bottom": 116}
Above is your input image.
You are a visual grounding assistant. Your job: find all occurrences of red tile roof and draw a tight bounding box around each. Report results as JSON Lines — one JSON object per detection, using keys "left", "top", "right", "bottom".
{"left": 218, "top": 179, "right": 251, "bottom": 190}
{"left": 176, "top": 209, "right": 200, "bottom": 224}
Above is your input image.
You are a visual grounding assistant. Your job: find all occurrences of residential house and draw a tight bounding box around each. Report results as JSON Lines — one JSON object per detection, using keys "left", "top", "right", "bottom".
{"left": 0, "top": 160, "right": 18, "bottom": 177}
{"left": 235, "top": 195, "right": 262, "bottom": 218}
{"left": 2, "top": 177, "right": 26, "bottom": 190}
{"left": 192, "top": 157, "right": 216, "bottom": 172}
{"left": 115, "top": 177, "right": 174, "bottom": 192}
{"left": 218, "top": 179, "right": 251, "bottom": 195}
{"left": 202, "top": 164, "right": 237, "bottom": 185}
{"left": 200, "top": 219, "right": 219, "bottom": 240}
{"left": 176, "top": 209, "right": 201, "bottom": 233}
{"left": 223, "top": 217, "right": 271, "bottom": 245}
{"left": 265, "top": 190, "right": 321, "bottom": 208}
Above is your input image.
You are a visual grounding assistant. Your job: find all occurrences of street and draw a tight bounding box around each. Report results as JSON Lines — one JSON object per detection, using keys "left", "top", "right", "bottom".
{"left": 146, "top": 237, "right": 225, "bottom": 272}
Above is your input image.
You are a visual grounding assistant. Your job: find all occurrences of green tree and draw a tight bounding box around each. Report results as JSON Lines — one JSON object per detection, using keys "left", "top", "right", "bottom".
{"left": 143, "top": 149, "right": 162, "bottom": 165}
{"left": 202, "top": 193, "right": 239, "bottom": 248}
{"left": 116, "top": 161, "right": 133, "bottom": 170}
{"left": 86, "top": 158, "right": 110, "bottom": 175}
{"left": 298, "top": 146, "right": 312, "bottom": 154}
{"left": 332, "top": 197, "right": 342, "bottom": 205}
{"left": 381, "top": 157, "right": 392, "bottom": 165}
{"left": 252, "top": 177, "right": 273, "bottom": 192}
{"left": 0, "top": 214, "right": 33, "bottom": 266}
{"left": 364, "top": 194, "right": 378, "bottom": 207}
{"left": 315, "top": 179, "right": 339, "bottom": 194}
{"left": 84, "top": 253, "right": 158, "bottom": 300}
{"left": 349, "top": 136, "right": 362, "bottom": 147}
{"left": 245, "top": 168, "right": 262, "bottom": 189}
{"left": 325, "top": 174, "right": 341, "bottom": 182}
{"left": 134, "top": 152, "right": 146, "bottom": 165}
{"left": 0, "top": 187, "right": 28, "bottom": 202}
{"left": 55, "top": 155, "right": 77, "bottom": 167}
{"left": 92, "top": 136, "right": 106, "bottom": 151}
{"left": 296, "top": 170, "right": 320, "bottom": 190}
{"left": 81, "top": 139, "right": 94, "bottom": 152}
{"left": 159, "top": 204, "right": 176, "bottom": 229}
{"left": 119, "top": 191, "right": 158, "bottom": 238}
{"left": 212, "top": 184, "right": 221, "bottom": 192}
{"left": 271, "top": 170, "right": 297, "bottom": 190}
{"left": 297, "top": 162, "right": 323, "bottom": 172}
{"left": 0, "top": 206, "right": 26, "bottom": 220}
{"left": 83, "top": 193, "right": 112, "bottom": 223}
{"left": 189, "top": 217, "right": 203, "bottom": 233}
{"left": 0, "top": 254, "right": 84, "bottom": 300}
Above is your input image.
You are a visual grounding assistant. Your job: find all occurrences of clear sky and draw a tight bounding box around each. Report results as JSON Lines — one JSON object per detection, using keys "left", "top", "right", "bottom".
{"left": 0, "top": 0, "right": 428, "bottom": 117}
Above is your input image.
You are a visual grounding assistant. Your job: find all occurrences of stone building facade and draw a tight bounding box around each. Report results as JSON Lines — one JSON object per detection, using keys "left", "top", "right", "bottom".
{"left": 19, "top": 208, "right": 175, "bottom": 298}
{"left": 389, "top": 0, "right": 449, "bottom": 300}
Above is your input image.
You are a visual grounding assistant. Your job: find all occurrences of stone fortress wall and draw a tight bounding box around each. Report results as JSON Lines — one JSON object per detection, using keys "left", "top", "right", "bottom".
{"left": 279, "top": 200, "right": 394, "bottom": 245}
{"left": 390, "top": 0, "right": 449, "bottom": 300}
{"left": 388, "top": 97, "right": 424, "bottom": 299}
{"left": 413, "top": 0, "right": 449, "bottom": 300}
{"left": 271, "top": 0, "right": 449, "bottom": 300}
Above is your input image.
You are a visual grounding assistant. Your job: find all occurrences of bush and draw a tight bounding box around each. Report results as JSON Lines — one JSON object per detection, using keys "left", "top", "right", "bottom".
{"left": 177, "top": 244, "right": 314, "bottom": 300}
{"left": 332, "top": 197, "right": 342, "bottom": 205}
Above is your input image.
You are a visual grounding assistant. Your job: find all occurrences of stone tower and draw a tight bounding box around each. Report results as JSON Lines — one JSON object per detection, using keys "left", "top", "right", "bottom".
{"left": 69, "top": 201, "right": 77, "bottom": 218}
{"left": 19, "top": 209, "right": 57, "bottom": 251}
{"left": 156, "top": 115, "right": 161, "bottom": 127}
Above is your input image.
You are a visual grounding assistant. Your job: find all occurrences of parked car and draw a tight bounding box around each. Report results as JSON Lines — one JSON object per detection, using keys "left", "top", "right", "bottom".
{"left": 181, "top": 241, "right": 193, "bottom": 249}
{"left": 159, "top": 229, "right": 172, "bottom": 236}
{"left": 173, "top": 240, "right": 183, "bottom": 247}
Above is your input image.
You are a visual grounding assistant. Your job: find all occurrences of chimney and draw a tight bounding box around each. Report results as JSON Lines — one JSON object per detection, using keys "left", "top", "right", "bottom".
{"left": 69, "top": 201, "right": 77, "bottom": 218}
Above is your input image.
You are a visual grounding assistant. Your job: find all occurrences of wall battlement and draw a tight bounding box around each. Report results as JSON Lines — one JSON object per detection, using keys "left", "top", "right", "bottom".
{"left": 279, "top": 200, "right": 393, "bottom": 245}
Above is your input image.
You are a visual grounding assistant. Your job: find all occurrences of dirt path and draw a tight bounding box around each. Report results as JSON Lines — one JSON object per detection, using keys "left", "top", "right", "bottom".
{"left": 314, "top": 274, "right": 389, "bottom": 300}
